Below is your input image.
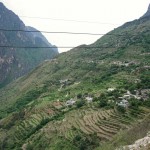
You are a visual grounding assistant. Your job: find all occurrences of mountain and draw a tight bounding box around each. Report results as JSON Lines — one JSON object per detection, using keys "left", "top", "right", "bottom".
{"left": 0, "top": 5, "right": 150, "bottom": 150}
{"left": 0, "top": 2, "right": 58, "bottom": 88}
{"left": 141, "top": 4, "right": 150, "bottom": 18}
{"left": 25, "top": 26, "right": 58, "bottom": 50}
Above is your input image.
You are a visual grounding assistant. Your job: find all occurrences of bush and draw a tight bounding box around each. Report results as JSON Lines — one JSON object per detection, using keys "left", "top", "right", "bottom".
{"left": 76, "top": 100, "right": 85, "bottom": 108}
{"left": 77, "top": 93, "right": 82, "bottom": 99}
{"left": 73, "top": 133, "right": 99, "bottom": 150}
{"left": 13, "top": 88, "right": 43, "bottom": 112}
{"left": 143, "top": 99, "right": 150, "bottom": 107}
{"left": 129, "top": 98, "right": 141, "bottom": 109}
{"left": 99, "top": 99, "right": 107, "bottom": 108}
{"left": 117, "top": 105, "right": 126, "bottom": 113}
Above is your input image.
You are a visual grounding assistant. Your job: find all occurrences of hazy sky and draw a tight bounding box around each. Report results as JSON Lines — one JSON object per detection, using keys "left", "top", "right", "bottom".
{"left": 0, "top": 0, "right": 149, "bottom": 52}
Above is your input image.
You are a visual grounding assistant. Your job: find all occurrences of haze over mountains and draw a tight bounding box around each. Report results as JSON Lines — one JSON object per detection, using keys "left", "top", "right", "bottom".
{"left": 0, "top": 2, "right": 58, "bottom": 88}
{"left": 0, "top": 3, "right": 150, "bottom": 150}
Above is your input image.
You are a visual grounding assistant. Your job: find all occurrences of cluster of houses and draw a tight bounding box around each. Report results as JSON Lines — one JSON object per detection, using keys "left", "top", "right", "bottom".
{"left": 65, "top": 89, "right": 145, "bottom": 108}
{"left": 107, "top": 88, "right": 144, "bottom": 108}
{"left": 117, "top": 90, "right": 142, "bottom": 108}
{"left": 65, "top": 96, "right": 93, "bottom": 106}
{"left": 64, "top": 86, "right": 150, "bottom": 108}
{"left": 112, "top": 61, "right": 138, "bottom": 67}
{"left": 117, "top": 89, "right": 150, "bottom": 108}
{"left": 107, "top": 88, "right": 130, "bottom": 108}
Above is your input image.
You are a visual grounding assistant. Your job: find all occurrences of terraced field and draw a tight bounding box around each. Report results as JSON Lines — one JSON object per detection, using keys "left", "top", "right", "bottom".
{"left": 25, "top": 107, "right": 149, "bottom": 145}
{"left": 0, "top": 107, "right": 55, "bottom": 146}
{"left": 62, "top": 109, "right": 134, "bottom": 141}
{"left": 1, "top": 104, "right": 149, "bottom": 150}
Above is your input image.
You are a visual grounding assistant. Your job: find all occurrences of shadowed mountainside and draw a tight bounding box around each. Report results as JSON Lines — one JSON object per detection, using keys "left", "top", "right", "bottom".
{"left": 0, "top": 2, "right": 58, "bottom": 88}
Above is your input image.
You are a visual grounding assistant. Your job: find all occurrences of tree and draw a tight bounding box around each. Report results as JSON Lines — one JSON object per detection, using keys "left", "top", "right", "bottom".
{"left": 76, "top": 100, "right": 85, "bottom": 108}
{"left": 99, "top": 99, "right": 107, "bottom": 108}
{"left": 77, "top": 93, "right": 82, "bottom": 99}
{"left": 117, "top": 105, "right": 126, "bottom": 113}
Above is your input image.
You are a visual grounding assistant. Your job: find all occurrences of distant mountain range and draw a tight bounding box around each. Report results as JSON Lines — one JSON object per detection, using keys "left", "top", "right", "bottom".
{"left": 0, "top": 2, "right": 58, "bottom": 88}
{"left": 0, "top": 3, "right": 150, "bottom": 150}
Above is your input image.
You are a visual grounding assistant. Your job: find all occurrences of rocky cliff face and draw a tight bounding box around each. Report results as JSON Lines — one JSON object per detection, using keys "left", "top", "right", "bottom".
{"left": 0, "top": 2, "right": 58, "bottom": 87}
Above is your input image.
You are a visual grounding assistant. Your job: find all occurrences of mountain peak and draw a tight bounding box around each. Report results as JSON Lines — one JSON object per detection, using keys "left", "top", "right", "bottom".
{"left": 141, "top": 4, "right": 150, "bottom": 18}
{"left": 0, "top": 2, "right": 5, "bottom": 9}
{"left": 0, "top": 2, "right": 4, "bottom": 5}
{"left": 0, "top": 2, "right": 7, "bottom": 8}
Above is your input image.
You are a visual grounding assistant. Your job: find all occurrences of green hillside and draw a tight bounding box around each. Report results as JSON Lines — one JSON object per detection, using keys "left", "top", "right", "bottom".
{"left": 0, "top": 7, "right": 150, "bottom": 150}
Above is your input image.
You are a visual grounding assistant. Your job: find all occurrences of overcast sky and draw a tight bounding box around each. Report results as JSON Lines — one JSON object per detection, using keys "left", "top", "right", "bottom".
{"left": 0, "top": 0, "right": 149, "bottom": 53}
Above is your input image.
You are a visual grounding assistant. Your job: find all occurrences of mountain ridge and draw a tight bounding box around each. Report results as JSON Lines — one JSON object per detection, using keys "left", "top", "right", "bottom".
{"left": 141, "top": 4, "right": 150, "bottom": 18}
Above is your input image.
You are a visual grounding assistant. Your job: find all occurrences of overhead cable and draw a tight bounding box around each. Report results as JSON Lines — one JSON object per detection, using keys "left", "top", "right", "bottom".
{"left": 20, "top": 16, "right": 120, "bottom": 25}
{"left": 0, "top": 45, "right": 125, "bottom": 49}
{"left": 0, "top": 28, "right": 125, "bottom": 36}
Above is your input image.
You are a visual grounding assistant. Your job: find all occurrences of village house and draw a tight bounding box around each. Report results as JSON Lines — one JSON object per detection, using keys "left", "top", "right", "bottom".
{"left": 119, "top": 91, "right": 141, "bottom": 100}
{"left": 107, "top": 88, "right": 115, "bottom": 92}
{"left": 59, "top": 79, "right": 68, "bottom": 84}
{"left": 118, "top": 99, "right": 129, "bottom": 108}
{"left": 85, "top": 96, "right": 93, "bottom": 103}
{"left": 65, "top": 98, "right": 76, "bottom": 106}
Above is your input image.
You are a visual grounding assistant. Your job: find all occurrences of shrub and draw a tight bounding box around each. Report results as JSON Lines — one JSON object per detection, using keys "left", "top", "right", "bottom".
{"left": 73, "top": 133, "right": 99, "bottom": 150}
{"left": 143, "top": 99, "right": 150, "bottom": 107}
{"left": 77, "top": 93, "right": 82, "bottom": 99}
{"left": 76, "top": 100, "right": 85, "bottom": 108}
{"left": 98, "top": 99, "right": 107, "bottom": 108}
{"left": 129, "top": 98, "right": 141, "bottom": 109}
{"left": 117, "top": 105, "right": 126, "bottom": 113}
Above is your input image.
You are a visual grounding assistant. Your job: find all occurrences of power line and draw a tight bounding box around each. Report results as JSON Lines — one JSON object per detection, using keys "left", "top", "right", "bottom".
{"left": 20, "top": 16, "right": 120, "bottom": 26}
{"left": 0, "top": 45, "right": 125, "bottom": 49}
{"left": 0, "top": 45, "right": 66, "bottom": 49}
{"left": 0, "top": 28, "right": 124, "bottom": 36}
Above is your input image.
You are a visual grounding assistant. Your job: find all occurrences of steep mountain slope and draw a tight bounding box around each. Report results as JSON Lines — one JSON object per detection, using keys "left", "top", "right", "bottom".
{"left": 141, "top": 4, "right": 150, "bottom": 18}
{"left": 25, "top": 26, "right": 58, "bottom": 49}
{"left": 0, "top": 5, "right": 150, "bottom": 150}
{"left": 0, "top": 2, "right": 58, "bottom": 88}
